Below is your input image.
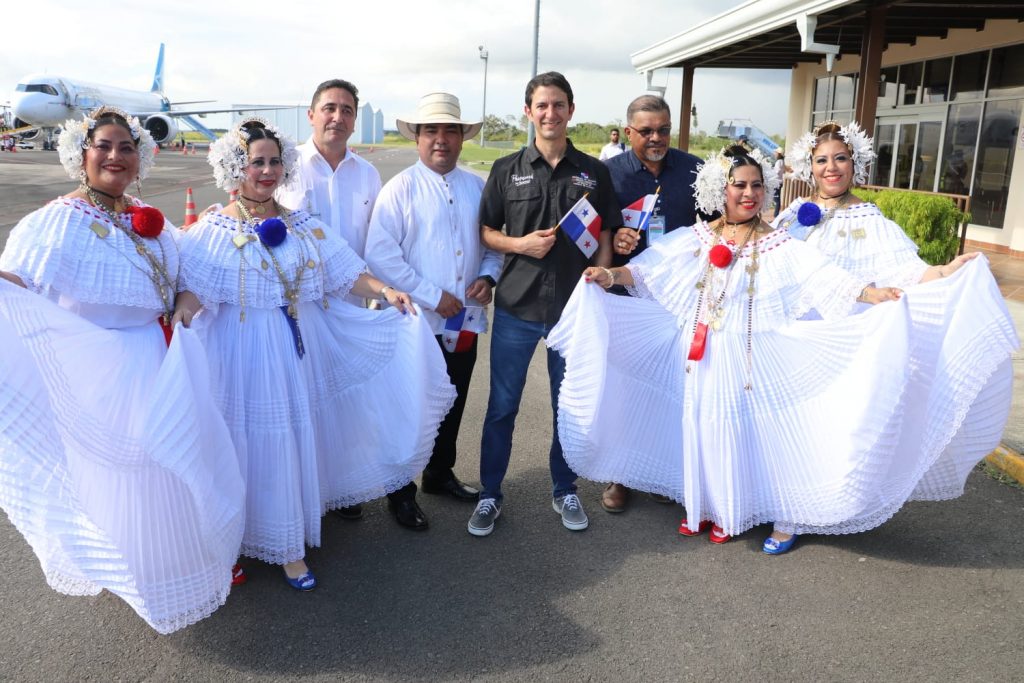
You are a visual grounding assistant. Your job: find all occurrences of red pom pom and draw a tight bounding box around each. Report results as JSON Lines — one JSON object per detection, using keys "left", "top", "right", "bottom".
{"left": 128, "top": 206, "right": 164, "bottom": 238}
{"left": 709, "top": 244, "right": 733, "bottom": 269}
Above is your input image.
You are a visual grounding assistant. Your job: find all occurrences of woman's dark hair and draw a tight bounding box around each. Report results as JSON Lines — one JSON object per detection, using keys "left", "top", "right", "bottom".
{"left": 88, "top": 111, "right": 139, "bottom": 144}
{"left": 812, "top": 122, "right": 851, "bottom": 154}
{"left": 240, "top": 120, "right": 282, "bottom": 155}
{"left": 723, "top": 144, "right": 763, "bottom": 182}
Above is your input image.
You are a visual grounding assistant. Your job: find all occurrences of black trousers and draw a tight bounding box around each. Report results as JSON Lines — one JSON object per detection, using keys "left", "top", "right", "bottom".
{"left": 388, "top": 334, "right": 479, "bottom": 502}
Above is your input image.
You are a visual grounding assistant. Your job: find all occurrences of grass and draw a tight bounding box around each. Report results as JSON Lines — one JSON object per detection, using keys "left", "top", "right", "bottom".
{"left": 979, "top": 460, "right": 1024, "bottom": 490}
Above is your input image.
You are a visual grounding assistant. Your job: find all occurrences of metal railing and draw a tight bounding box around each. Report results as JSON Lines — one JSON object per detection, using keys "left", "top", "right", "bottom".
{"left": 779, "top": 178, "right": 972, "bottom": 255}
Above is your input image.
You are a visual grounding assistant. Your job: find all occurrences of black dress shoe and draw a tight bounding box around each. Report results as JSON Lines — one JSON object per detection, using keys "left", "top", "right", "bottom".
{"left": 388, "top": 499, "right": 429, "bottom": 530}
{"left": 421, "top": 476, "right": 480, "bottom": 502}
{"left": 332, "top": 504, "right": 363, "bottom": 520}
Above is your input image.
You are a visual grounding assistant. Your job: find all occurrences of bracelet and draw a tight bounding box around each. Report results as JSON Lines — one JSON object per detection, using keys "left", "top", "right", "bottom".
{"left": 379, "top": 285, "right": 394, "bottom": 299}
{"left": 600, "top": 267, "right": 616, "bottom": 289}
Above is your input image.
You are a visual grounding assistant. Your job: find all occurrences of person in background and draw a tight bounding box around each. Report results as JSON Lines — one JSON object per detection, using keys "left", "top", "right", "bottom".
{"left": 599, "top": 128, "right": 626, "bottom": 161}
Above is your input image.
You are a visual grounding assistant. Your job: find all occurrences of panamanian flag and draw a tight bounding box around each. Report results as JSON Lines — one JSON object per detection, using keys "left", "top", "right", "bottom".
{"left": 621, "top": 193, "right": 658, "bottom": 232}
{"left": 560, "top": 196, "right": 602, "bottom": 258}
{"left": 442, "top": 305, "right": 480, "bottom": 353}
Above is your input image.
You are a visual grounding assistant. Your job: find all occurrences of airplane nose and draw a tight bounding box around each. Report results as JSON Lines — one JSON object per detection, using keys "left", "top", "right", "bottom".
{"left": 12, "top": 93, "right": 71, "bottom": 128}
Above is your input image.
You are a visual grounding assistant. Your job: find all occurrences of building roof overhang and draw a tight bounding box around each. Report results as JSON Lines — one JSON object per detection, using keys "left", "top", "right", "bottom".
{"left": 632, "top": 0, "right": 1024, "bottom": 72}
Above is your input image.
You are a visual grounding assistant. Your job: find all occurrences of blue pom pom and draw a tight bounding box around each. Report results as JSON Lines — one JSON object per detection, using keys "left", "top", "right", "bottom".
{"left": 256, "top": 218, "right": 287, "bottom": 247}
{"left": 796, "top": 202, "right": 822, "bottom": 227}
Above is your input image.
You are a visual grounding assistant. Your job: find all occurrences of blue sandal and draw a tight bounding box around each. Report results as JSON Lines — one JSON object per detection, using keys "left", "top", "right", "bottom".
{"left": 762, "top": 534, "right": 798, "bottom": 555}
{"left": 284, "top": 569, "right": 317, "bottom": 591}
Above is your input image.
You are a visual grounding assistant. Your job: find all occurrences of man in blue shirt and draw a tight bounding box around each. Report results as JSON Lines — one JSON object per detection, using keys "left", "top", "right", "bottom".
{"left": 601, "top": 94, "right": 703, "bottom": 513}
{"left": 605, "top": 95, "right": 703, "bottom": 268}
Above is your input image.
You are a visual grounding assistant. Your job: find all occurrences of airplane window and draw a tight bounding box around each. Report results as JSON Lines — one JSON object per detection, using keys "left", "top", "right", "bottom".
{"left": 15, "top": 84, "right": 27, "bottom": 92}
{"left": 22, "top": 84, "right": 59, "bottom": 95}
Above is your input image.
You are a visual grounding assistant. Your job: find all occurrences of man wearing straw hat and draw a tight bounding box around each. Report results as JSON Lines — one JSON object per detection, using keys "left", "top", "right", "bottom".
{"left": 365, "top": 92, "right": 502, "bottom": 530}
{"left": 469, "top": 71, "right": 622, "bottom": 537}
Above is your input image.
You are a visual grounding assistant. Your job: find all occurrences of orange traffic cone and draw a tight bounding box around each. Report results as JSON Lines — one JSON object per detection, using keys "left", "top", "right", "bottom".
{"left": 184, "top": 187, "right": 197, "bottom": 227}
{"left": 228, "top": 189, "right": 239, "bottom": 204}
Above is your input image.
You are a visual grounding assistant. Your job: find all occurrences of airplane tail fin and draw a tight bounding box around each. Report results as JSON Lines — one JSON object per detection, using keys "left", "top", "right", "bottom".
{"left": 150, "top": 43, "right": 166, "bottom": 94}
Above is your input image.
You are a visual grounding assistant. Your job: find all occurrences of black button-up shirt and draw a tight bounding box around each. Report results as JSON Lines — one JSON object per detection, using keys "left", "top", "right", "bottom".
{"left": 480, "top": 140, "right": 622, "bottom": 325}
{"left": 605, "top": 147, "right": 703, "bottom": 267}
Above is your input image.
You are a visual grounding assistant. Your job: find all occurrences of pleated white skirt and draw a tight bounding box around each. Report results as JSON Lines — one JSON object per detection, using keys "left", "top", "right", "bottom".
{"left": 549, "top": 257, "right": 1016, "bottom": 537}
{"left": 0, "top": 280, "right": 245, "bottom": 634}
{"left": 197, "top": 297, "right": 455, "bottom": 564}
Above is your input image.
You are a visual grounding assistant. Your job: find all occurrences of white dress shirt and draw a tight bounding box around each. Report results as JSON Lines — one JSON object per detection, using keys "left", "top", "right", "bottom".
{"left": 276, "top": 139, "right": 382, "bottom": 258}
{"left": 599, "top": 141, "right": 625, "bottom": 161}
{"left": 365, "top": 161, "right": 503, "bottom": 335}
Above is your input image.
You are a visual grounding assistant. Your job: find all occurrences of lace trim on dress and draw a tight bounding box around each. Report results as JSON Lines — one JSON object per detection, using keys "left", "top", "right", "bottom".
{"left": 0, "top": 198, "right": 178, "bottom": 311}
{"left": 178, "top": 209, "right": 364, "bottom": 307}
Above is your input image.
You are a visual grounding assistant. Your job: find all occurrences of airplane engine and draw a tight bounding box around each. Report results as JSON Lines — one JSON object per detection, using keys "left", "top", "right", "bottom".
{"left": 143, "top": 114, "right": 178, "bottom": 145}
{"left": 12, "top": 120, "right": 41, "bottom": 139}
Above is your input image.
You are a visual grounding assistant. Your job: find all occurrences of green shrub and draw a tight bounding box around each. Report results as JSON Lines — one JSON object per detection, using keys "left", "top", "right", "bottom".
{"left": 852, "top": 189, "right": 968, "bottom": 265}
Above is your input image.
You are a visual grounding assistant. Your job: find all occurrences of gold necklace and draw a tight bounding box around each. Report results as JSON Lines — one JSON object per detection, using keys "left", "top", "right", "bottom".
{"left": 239, "top": 194, "right": 272, "bottom": 215}
{"left": 236, "top": 199, "right": 313, "bottom": 321}
{"left": 82, "top": 187, "right": 176, "bottom": 324}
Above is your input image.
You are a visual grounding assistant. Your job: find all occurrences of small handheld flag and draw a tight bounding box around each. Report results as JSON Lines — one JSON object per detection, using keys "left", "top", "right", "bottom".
{"left": 442, "top": 305, "right": 481, "bottom": 353}
{"left": 621, "top": 192, "right": 658, "bottom": 233}
{"left": 558, "top": 195, "right": 602, "bottom": 258}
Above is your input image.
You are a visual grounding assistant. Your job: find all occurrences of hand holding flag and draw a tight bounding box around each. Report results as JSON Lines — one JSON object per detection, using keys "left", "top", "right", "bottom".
{"left": 621, "top": 187, "right": 659, "bottom": 234}
{"left": 442, "top": 305, "right": 482, "bottom": 353}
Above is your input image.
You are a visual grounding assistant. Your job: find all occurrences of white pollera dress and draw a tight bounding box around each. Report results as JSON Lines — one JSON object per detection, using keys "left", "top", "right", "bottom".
{"left": 0, "top": 197, "right": 245, "bottom": 634}
{"left": 774, "top": 199, "right": 1018, "bottom": 503}
{"left": 178, "top": 208, "right": 455, "bottom": 565}
{"left": 549, "top": 221, "right": 1010, "bottom": 537}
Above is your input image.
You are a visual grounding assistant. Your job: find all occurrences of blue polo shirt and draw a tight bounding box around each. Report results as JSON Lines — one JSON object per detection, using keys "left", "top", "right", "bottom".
{"left": 605, "top": 147, "right": 703, "bottom": 267}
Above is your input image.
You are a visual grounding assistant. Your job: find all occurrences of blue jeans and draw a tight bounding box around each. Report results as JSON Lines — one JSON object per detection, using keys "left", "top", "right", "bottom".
{"left": 479, "top": 307, "right": 577, "bottom": 502}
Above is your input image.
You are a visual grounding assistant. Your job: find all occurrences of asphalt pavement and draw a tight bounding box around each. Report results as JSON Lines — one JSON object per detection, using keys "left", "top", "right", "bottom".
{"left": 0, "top": 148, "right": 1022, "bottom": 682}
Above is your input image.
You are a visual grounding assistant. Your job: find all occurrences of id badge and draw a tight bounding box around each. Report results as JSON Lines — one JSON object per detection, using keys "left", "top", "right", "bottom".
{"left": 648, "top": 214, "right": 666, "bottom": 242}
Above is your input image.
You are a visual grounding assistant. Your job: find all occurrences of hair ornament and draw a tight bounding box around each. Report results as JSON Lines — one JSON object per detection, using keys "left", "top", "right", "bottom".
{"left": 692, "top": 147, "right": 780, "bottom": 215}
{"left": 56, "top": 106, "right": 157, "bottom": 182}
{"left": 787, "top": 120, "right": 875, "bottom": 186}
{"left": 208, "top": 116, "right": 299, "bottom": 192}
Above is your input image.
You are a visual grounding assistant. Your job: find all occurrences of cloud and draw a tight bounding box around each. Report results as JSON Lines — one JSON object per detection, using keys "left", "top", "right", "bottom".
{"left": 5, "top": 0, "right": 793, "bottom": 136}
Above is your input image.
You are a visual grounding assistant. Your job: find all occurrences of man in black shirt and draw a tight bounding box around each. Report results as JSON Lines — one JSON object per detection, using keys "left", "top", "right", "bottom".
{"left": 468, "top": 72, "right": 622, "bottom": 537}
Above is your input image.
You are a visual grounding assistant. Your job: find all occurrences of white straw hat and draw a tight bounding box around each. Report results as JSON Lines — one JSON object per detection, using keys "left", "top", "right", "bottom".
{"left": 396, "top": 92, "right": 482, "bottom": 141}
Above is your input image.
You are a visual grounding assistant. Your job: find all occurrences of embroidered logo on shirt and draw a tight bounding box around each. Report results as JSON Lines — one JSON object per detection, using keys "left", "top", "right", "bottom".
{"left": 512, "top": 173, "right": 534, "bottom": 187}
{"left": 572, "top": 172, "right": 597, "bottom": 190}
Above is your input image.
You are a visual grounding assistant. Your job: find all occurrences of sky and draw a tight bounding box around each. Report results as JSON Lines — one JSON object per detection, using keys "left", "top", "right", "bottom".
{"left": 3, "top": 0, "right": 793, "bottom": 136}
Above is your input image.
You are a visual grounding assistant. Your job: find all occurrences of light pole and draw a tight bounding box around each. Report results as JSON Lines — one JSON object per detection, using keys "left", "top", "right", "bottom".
{"left": 478, "top": 45, "right": 489, "bottom": 148}
{"left": 527, "top": 0, "right": 540, "bottom": 148}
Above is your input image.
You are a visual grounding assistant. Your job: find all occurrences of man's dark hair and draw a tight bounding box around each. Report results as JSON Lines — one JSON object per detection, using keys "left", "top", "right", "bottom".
{"left": 626, "top": 95, "right": 671, "bottom": 125}
{"left": 310, "top": 79, "right": 359, "bottom": 111}
{"left": 525, "top": 71, "right": 574, "bottom": 107}
{"left": 610, "top": 128, "right": 619, "bottom": 134}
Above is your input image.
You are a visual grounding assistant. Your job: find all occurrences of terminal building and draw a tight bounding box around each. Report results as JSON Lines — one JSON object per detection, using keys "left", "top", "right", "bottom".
{"left": 632, "top": 0, "right": 1024, "bottom": 255}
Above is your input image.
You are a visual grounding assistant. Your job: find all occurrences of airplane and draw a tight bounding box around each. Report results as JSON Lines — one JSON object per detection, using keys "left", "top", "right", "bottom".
{"left": 10, "top": 44, "right": 274, "bottom": 147}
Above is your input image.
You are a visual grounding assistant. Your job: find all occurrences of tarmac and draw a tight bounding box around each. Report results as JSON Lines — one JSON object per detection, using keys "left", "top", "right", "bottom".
{"left": 0, "top": 147, "right": 1022, "bottom": 682}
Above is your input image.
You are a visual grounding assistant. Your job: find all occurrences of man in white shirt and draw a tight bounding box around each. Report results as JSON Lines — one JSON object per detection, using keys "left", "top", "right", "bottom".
{"left": 598, "top": 128, "right": 626, "bottom": 161}
{"left": 365, "top": 92, "right": 502, "bottom": 530}
{"left": 276, "top": 78, "right": 381, "bottom": 307}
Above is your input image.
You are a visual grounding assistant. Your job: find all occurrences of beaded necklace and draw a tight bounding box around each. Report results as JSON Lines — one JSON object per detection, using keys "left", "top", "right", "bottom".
{"left": 688, "top": 219, "right": 763, "bottom": 390}
{"left": 82, "top": 186, "right": 177, "bottom": 326}
{"left": 234, "top": 199, "right": 327, "bottom": 322}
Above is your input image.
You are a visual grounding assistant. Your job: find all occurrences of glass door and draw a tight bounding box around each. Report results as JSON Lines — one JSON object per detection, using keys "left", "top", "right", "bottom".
{"left": 873, "top": 109, "right": 947, "bottom": 191}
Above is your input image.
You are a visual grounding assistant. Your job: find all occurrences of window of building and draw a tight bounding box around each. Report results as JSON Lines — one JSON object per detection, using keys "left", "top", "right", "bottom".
{"left": 951, "top": 51, "right": 988, "bottom": 101}
{"left": 971, "top": 98, "right": 1022, "bottom": 228}
{"left": 899, "top": 62, "right": 923, "bottom": 105}
{"left": 939, "top": 103, "right": 982, "bottom": 195}
{"left": 878, "top": 66, "right": 899, "bottom": 109}
{"left": 866, "top": 44, "right": 1024, "bottom": 228}
{"left": 988, "top": 44, "right": 1024, "bottom": 99}
{"left": 922, "top": 57, "right": 952, "bottom": 103}
{"left": 811, "top": 73, "right": 857, "bottom": 127}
